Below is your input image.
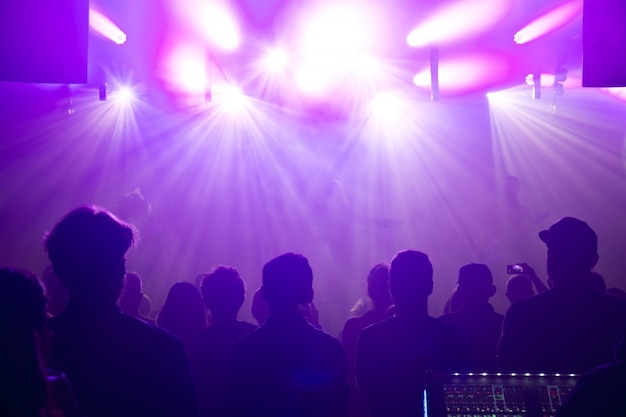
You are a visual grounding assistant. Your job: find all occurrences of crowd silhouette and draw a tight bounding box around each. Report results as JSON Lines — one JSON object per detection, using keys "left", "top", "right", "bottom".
{"left": 2, "top": 205, "right": 626, "bottom": 417}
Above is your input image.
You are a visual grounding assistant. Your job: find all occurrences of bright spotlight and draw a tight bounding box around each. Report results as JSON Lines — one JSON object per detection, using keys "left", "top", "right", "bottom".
{"left": 263, "top": 48, "right": 288, "bottom": 72}
{"left": 118, "top": 87, "right": 134, "bottom": 102}
{"left": 214, "top": 85, "right": 247, "bottom": 112}
{"left": 369, "top": 92, "right": 404, "bottom": 121}
{"left": 203, "top": 2, "right": 240, "bottom": 51}
{"left": 89, "top": 8, "right": 127, "bottom": 45}
{"left": 407, "top": 0, "right": 512, "bottom": 47}
{"left": 353, "top": 55, "right": 381, "bottom": 79}
{"left": 514, "top": 1, "right": 582, "bottom": 45}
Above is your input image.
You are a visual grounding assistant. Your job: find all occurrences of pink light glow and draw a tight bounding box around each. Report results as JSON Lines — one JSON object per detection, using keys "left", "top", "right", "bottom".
{"left": 514, "top": 1, "right": 582, "bottom": 44}
{"left": 168, "top": 0, "right": 240, "bottom": 51}
{"left": 202, "top": 3, "right": 240, "bottom": 51}
{"left": 413, "top": 54, "right": 510, "bottom": 94}
{"left": 407, "top": 0, "right": 512, "bottom": 47}
{"left": 89, "top": 8, "right": 126, "bottom": 45}
{"left": 162, "top": 43, "right": 206, "bottom": 95}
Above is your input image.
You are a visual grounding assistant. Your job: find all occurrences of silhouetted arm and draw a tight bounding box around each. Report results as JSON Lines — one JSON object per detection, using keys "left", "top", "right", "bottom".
{"left": 518, "top": 263, "right": 549, "bottom": 294}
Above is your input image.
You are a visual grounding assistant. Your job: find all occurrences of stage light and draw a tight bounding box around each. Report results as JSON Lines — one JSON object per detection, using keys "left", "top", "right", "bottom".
{"left": 203, "top": 3, "right": 240, "bottom": 51}
{"left": 353, "top": 55, "right": 381, "bottom": 79}
{"left": 407, "top": 0, "right": 511, "bottom": 47}
{"left": 368, "top": 92, "right": 405, "bottom": 122}
{"left": 301, "top": 4, "right": 371, "bottom": 59}
{"left": 263, "top": 48, "right": 288, "bottom": 72}
{"left": 89, "top": 8, "right": 127, "bottom": 45}
{"left": 118, "top": 87, "right": 134, "bottom": 102}
{"left": 163, "top": 43, "right": 206, "bottom": 95}
{"left": 214, "top": 85, "right": 247, "bottom": 112}
{"left": 514, "top": 1, "right": 582, "bottom": 45}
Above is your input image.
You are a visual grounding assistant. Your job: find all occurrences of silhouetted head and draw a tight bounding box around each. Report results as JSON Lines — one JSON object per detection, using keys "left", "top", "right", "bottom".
{"left": 42, "top": 264, "right": 68, "bottom": 317}
{"left": 589, "top": 271, "right": 607, "bottom": 291}
{"left": 506, "top": 274, "right": 534, "bottom": 304}
{"left": 44, "top": 206, "right": 135, "bottom": 304}
{"left": 0, "top": 268, "right": 46, "bottom": 330}
{"left": 456, "top": 263, "right": 496, "bottom": 307}
{"left": 157, "top": 282, "right": 205, "bottom": 342}
{"left": 366, "top": 263, "right": 392, "bottom": 310}
{"left": 261, "top": 253, "right": 314, "bottom": 314}
{"left": 251, "top": 287, "right": 270, "bottom": 325}
{"left": 389, "top": 250, "right": 433, "bottom": 310}
{"left": 201, "top": 266, "right": 246, "bottom": 320}
{"left": 118, "top": 272, "right": 144, "bottom": 316}
{"left": 504, "top": 175, "right": 520, "bottom": 201}
{"left": 0, "top": 268, "right": 49, "bottom": 415}
{"left": 539, "top": 217, "right": 598, "bottom": 285}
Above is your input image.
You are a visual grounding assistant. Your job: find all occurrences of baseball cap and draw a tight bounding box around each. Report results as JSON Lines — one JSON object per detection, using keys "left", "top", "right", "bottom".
{"left": 539, "top": 217, "right": 597, "bottom": 255}
{"left": 458, "top": 263, "right": 493, "bottom": 288}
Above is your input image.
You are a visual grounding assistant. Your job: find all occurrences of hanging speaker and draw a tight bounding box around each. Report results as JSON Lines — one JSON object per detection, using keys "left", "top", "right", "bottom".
{"left": 582, "top": 0, "right": 626, "bottom": 87}
{"left": 0, "top": 0, "right": 89, "bottom": 84}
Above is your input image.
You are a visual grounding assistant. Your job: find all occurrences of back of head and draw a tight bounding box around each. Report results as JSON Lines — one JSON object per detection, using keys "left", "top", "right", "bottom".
{"left": 157, "top": 282, "right": 205, "bottom": 339}
{"left": 366, "top": 263, "right": 392, "bottom": 309}
{"left": 539, "top": 217, "right": 598, "bottom": 284}
{"left": 456, "top": 263, "right": 495, "bottom": 306}
{"left": 44, "top": 206, "right": 135, "bottom": 303}
{"left": 0, "top": 268, "right": 46, "bottom": 330}
{"left": 506, "top": 274, "right": 534, "bottom": 304}
{"left": 0, "top": 268, "right": 48, "bottom": 415}
{"left": 201, "top": 266, "right": 245, "bottom": 320}
{"left": 389, "top": 250, "right": 433, "bottom": 308}
{"left": 262, "top": 253, "right": 313, "bottom": 313}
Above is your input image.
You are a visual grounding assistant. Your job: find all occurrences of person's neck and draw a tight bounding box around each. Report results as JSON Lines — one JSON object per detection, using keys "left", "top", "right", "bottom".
{"left": 394, "top": 302, "right": 429, "bottom": 319}
{"left": 210, "top": 316, "right": 238, "bottom": 325}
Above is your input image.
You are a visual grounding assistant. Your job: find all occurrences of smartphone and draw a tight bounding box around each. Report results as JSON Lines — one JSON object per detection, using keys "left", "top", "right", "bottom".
{"left": 507, "top": 264, "right": 524, "bottom": 274}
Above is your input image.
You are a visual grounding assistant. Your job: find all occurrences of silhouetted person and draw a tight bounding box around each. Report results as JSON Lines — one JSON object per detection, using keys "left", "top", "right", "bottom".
{"left": 251, "top": 285, "right": 322, "bottom": 329}
{"left": 498, "top": 217, "right": 626, "bottom": 373}
{"left": 42, "top": 264, "right": 69, "bottom": 317}
{"left": 157, "top": 281, "right": 206, "bottom": 350}
{"left": 341, "top": 263, "right": 392, "bottom": 417}
{"left": 440, "top": 263, "right": 503, "bottom": 370}
{"left": 118, "top": 272, "right": 153, "bottom": 324}
{"left": 556, "top": 328, "right": 626, "bottom": 417}
{"left": 0, "top": 267, "right": 82, "bottom": 417}
{"left": 223, "top": 253, "right": 350, "bottom": 417}
{"left": 505, "top": 274, "right": 535, "bottom": 305}
{"left": 607, "top": 287, "right": 626, "bottom": 299}
{"left": 45, "top": 206, "right": 198, "bottom": 417}
{"left": 188, "top": 266, "right": 257, "bottom": 417}
{"left": 356, "top": 250, "right": 471, "bottom": 417}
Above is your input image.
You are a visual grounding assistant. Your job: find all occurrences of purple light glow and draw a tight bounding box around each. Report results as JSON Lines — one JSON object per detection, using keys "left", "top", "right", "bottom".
{"left": 162, "top": 43, "right": 206, "bottom": 95}
{"left": 413, "top": 54, "right": 510, "bottom": 94}
{"left": 89, "top": 8, "right": 127, "bottom": 45}
{"left": 169, "top": 0, "right": 240, "bottom": 51}
{"left": 514, "top": 0, "right": 582, "bottom": 45}
{"left": 407, "top": 0, "right": 512, "bottom": 47}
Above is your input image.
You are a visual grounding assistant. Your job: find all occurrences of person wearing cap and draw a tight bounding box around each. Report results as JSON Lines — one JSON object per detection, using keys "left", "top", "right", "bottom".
{"left": 440, "top": 263, "right": 504, "bottom": 371}
{"left": 497, "top": 217, "right": 626, "bottom": 373}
